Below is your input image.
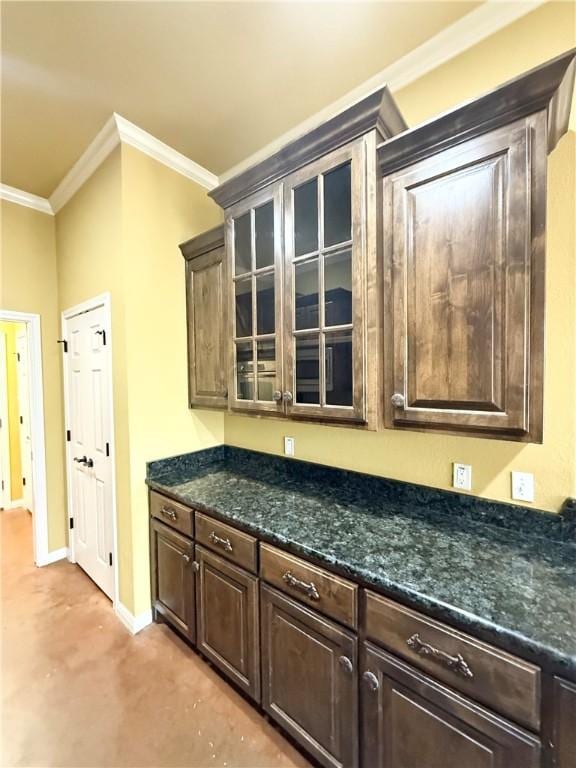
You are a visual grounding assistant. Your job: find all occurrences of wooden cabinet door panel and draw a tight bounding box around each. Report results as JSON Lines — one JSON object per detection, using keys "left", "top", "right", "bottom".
{"left": 261, "top": 584, "right": 358, "bottom": 768}
{"left": 150, "top": 518, "right": 195, "bottom": 643}
{"left": 196, "top": 546, "right": 260, "bottom": 702}
{"left": 361, "top": 642, "right": 540, "bottom": 768}
{"left": 552, "top": 676, "right": 576, "bottom": 768}
{"left": 384, "top": 114, "right": 546, "bottom": 441}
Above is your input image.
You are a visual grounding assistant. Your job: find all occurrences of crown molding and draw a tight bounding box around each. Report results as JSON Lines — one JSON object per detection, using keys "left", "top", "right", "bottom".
{"left": 114, "top": 114, "right": 218, "bottom": 191}
{"left": 0, "top": 183, "right": 53, "bottom": 215}
{"left": 218, "top": 0, "right": 546, "bottom": 184}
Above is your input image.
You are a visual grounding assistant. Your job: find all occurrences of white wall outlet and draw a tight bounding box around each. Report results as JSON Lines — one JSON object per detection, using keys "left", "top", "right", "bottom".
{"left": 284, "top": 436, "right": 295, "bottom": 457}
{"left": 511, "top": 471, "right": 534, "bottom": 502}
{"left": 453, "top": 463, "right": 472, "bottom": 491}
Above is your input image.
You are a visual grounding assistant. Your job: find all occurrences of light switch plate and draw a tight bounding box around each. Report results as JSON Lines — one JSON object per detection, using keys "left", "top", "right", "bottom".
{"left": 511, "top": 471, "right": 534, "bottom": 502}
{"left": 453, "top": 463, "right": 472, "bottom": 491}
{"left": 284, "top": 436, "right": 295, "bottom": 457}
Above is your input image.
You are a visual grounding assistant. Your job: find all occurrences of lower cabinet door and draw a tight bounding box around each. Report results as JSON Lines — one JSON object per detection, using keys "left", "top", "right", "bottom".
{"left": 261, "top": 584, "right": 358, "bottom": 768}
{"left": 150, "top": 518, "right": 195, "bottom": 643}
{"left": 195, "top": 545, "right": 260, "bottom": 702}
{"left": 361, "top": 642, "right": 541, "bottom": 768}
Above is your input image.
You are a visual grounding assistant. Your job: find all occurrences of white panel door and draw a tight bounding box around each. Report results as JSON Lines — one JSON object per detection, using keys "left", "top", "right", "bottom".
{"left": 65, "top": 305, "right": 114, "bottom": 598}
{"left": 16, "top": 329, "right": 34, "bottom": 512}
{"left": 0, "top": 332, "right": 10, "bottom": 508}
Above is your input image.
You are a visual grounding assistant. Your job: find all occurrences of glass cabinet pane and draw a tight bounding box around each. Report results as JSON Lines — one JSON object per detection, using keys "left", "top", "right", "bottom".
{"left": 256, "top": 273, "right": 275, "bottom": 335}
{"left": 295, "top": 259, "right": 319, "bottom": 330}
{"left": 234, "top": 213, "right": 252, "bottom": 275}
{"left": 255, "top": 202, "right": 275, "bottom": 269}
{"left": 324, "top": 249, "right": 352, "bottom": 326}
{"left": 294, "top": 179, "right": 318, "bottom": 256}
{"left": 236, "top": 342, "right": 254, "bottom": 400}
{"left": 256, "top": 340, "right": 276, "bottom": 402}
{"left": 295, "top": 335, "right": 320, "bottom": 404}
{"left": 325, "top": 331, "right": 353, "bottom": 406}
{"left": 323, "top": 163, "right": 351, "bottom": 248}
{"left": 235, "top": 279, "right": 252, "bottom": 337}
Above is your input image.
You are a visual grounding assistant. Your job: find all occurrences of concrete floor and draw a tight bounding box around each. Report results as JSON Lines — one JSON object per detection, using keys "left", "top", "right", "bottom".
{"left": 1, "top": 507, "right": 310, "bottom": 768}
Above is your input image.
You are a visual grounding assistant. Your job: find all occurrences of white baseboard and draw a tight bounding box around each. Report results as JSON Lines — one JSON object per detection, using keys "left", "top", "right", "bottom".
{"left": 36, "top": 547, "right": 68, "bottom": 567}
{"left": 114, "top": 601, "right": 153, "bottom": 635}
{"left": 5, "top": 499, "right": 24, "bottom": 509}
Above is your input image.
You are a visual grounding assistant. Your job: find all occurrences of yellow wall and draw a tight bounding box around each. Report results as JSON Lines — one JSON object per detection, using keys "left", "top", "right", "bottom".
{"left": 224, "top": 2, "right": 576, "bottom": 514}
{"left": 0, "top": 320, "right": 25, "bottom": 499}
{"left": 0, "top": 200, "right": 67, "bottom": 545}
{"left": 55, "top": 145, "right": 223, "bottom": 613}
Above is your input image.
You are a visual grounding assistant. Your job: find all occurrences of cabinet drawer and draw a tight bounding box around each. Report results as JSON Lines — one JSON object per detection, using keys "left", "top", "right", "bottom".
{"left": 195, "top": 512, "right": 257, "bottom": 573}
{"left": 150, "top": 491, "right": 194, "bottom": 538}
{"left": 364, "top": 591, "right": 541, "bottom": 731}
{"left": 260, "top": 544, "right": 357, "bottom": 630}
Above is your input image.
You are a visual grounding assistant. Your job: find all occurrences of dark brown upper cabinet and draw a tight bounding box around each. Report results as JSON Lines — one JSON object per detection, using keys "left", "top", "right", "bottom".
{"left": 210, "top": 86, "right": 407, "bottom": 428}
{"left": 379, "top": 48, "right": 576, "bottom": 442}
{"left": 180, "top": 226, "right": 227, "bottom": 409}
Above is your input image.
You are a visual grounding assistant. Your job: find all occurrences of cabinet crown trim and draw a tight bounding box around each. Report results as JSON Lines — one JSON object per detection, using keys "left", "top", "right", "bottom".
{"left": 209, "top": 85, "right": 406, "bottom": 209}
{"left": 378, "top": 47, "right": 576, "bottom": 175}
{"left": 180, "top": 224, "right": 225, "bottom": 261}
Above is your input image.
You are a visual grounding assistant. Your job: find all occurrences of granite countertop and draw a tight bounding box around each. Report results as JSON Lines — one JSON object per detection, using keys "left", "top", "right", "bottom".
{"left": 147, "top": 447, "right": 576, "bottom": 681}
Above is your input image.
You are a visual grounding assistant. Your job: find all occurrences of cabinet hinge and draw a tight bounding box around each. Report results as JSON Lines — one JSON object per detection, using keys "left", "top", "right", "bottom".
{"left": 69, "top": 517, "right": 74, "bottom": 530}
{"left": 1, "top": 480, "right": 4, "bottom": 491}
{"left": 17, "top": 352, "right": 21, "bottom": 362}
{"left": 109, "top": 552, "right": 113, "bottom": 566}
{"left": 105, "top": 442, "right": 110, "bottom": 457}
{"left": 19, "top": 415, "right": 23, "bottom": 425}
{"left": 57, "top": 339, "right": 68, "bottom": 353}
{"left": 22, "top": 477, "right": 26, "bottom": 486}
{"left": 66, "top": 429, "right": 71, "bottom": 442}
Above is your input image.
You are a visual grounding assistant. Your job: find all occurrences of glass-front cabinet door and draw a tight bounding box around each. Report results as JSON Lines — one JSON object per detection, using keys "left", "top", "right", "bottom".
{"left": 283, "top": 140, "right": 366, "bottom": 422}
{"left": 226, "top": 184, "right": 284, "bottom": 413}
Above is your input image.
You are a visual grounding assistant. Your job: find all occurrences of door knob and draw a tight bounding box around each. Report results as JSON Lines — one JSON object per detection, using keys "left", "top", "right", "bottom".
{"left": 273, "top": 390, "right": 283, "bottom": 403}
{"left": 391, "top": 393, "right": 405, "bottom": 407}
{"left": 363, "top": 671, "right": 380, "bottom": 691}
{"left": 338, "top": 656, "right": 354, "bottom": 674}
{"left": 73, "top": 456, "right": 87, "bottom": 464}
{"left": 85, "top": 458, "right": 94, "bottom": 468}
{"left": 283, "top": 391, "right": 293, "bottom": 404}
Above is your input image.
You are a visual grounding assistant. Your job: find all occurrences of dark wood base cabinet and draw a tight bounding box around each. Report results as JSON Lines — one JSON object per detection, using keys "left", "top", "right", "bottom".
{"left": 261, "top": 584, "right": 359, "bottom": 768}
{"left": 361, "top": 643, "right": 541, "bottom": 768}
{"left": 150, "top": 518, "right": 196, "bottom": 643}
{"left": 196, "top": 545, "right": 260, "bottom": 702}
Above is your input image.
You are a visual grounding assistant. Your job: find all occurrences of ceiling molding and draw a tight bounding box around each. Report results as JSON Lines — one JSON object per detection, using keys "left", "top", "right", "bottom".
{"left": 218, "top": 0, "right": 546, "bottom": 184}
{"left": 0, "top": 183, "right": 53, "bottom": 215}
{"left": 49, "top": 114, "right": 119, "bottom": 213}
{"left": 114, "top": 114, "right": 219, "bottom": 191}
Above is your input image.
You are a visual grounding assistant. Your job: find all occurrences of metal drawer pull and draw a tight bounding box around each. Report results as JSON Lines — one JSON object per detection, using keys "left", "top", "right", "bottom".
{"left": 338, "top": 656, "right": 353, "bottom": 674}
{"left": 209, "top": 531, "right": 233, "bottom": 552}
{"left": 282, "top": 570, "right": 320, "bottom": 601}
{"left": 160, "top": 506, "right": 178, "bottom": 522}
{"left": 406, "top": 633, "right": 474, "bottom": 680}
{"left": 363, "top": 671, "right": 380, "bottom": 691}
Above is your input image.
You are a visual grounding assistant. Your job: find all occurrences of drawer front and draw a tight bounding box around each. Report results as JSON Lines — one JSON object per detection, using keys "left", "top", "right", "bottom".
{"left": 150, "top": 491, "right": 194, "bottom": 537}
{"left": 195, "top": 512, "right": 257, "bottom": 573}
{"left": 260, "top": 544, "right": 357, "bottom": 630}
{"left": 364, "top": 591, "right": 541, "bottom": 731}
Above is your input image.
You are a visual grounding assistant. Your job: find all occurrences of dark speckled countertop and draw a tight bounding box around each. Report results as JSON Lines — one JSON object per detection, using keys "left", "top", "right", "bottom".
{"left": 146, "top": 446, "right": 576, "bottom": 681}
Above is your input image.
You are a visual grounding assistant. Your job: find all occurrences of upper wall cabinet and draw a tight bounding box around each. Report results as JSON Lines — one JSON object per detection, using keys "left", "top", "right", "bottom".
{"left": 379, "top": 48, "right": 576, "bottom": 442}
{"left": 180, "top": 226, "right": 227, "bottom": 409}
{"left": 211, "top": 86, "right": 407, "bottom": 427}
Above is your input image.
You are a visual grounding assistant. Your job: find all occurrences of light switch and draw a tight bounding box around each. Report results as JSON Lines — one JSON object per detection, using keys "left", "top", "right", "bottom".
{"left": 284, "top": 436, "right": 295, "bottom": 457}
{"left": 453, "top": 463, "right": 472, "bottom": 491}
{"left": 511, "top": 472, "right": 534, "bottom": 502}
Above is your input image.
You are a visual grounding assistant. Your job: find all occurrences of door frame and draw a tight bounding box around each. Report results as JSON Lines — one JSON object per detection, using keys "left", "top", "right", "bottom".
{"left": 0, "top": 330, "right": 12, "bottom": 508}
{"left": 61, "top": 292, "right": 119, "bottom": 606}
{"left": 0, "top": 310, "right": 50, "bottom": 565}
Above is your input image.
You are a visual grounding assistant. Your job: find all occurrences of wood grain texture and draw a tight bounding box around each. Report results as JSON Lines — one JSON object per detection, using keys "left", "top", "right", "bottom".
{"left": 361, "top": 642, "right": 541, "bottom": 768}
{"left": 261, "top": 584, "right": 358, "bottom": 768}
{"left": 150, "top": 490, "right": 194, "bottom": 538}
{"left": 196, "top": 511, "right": 258, "bottom": 574}
{"left": 211, "top": 86, "right": 406, "bottom": 209}
{"left": 364, "top": 591, "right": 541, "bottom": 731}
{"left": 195, "top": 545, "right": 260, "bottom": 702}
{"left": 552, "top": 677, "right": 576, "bottom": 768}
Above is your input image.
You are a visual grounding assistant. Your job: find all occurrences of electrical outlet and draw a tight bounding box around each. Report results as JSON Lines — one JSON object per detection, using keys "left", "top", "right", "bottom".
{"left": 511, "top": 472, "right": 534, "bottom": 502}
{"left": 453, "top": 463, "right": 472, "bottom": 491}
{"left": 284, "top": 436, "right": 295, "bottom": 457}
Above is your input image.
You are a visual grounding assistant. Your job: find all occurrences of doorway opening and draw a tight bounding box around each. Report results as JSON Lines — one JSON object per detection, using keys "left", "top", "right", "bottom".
{"left": 0, "top": 311, "right": 52, "bottom": 566}
{"left": 61, "top": 293, "right": 118, "bottom": 603}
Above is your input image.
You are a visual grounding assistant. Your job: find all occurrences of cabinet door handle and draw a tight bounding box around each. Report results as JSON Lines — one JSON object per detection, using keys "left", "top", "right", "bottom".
{"left": 182, "top": 553, "right": 191, "bottom": 564}
{"left": 406, "top": 633, "right": 474, "bottom": 680}
{"left": 160, "top": 505, "right": 178, "bottom": 522}
{"left": 273, "top": 390, "right": 283, "bottom": 402}
{"left": 283, "top": 391, "right": 293, "bottom": 404}
{"left": 363, "top": 671, "right": 380, "bottom": 691}
{"left": 338, "top": 656, "right": 354, "bottom": 674}
{"left": 208, "top": 531, "right": 233, "bottom": 552}
{"left": 282, "top": 570, "right": 320, "bottom": 601}
{"left": 391, "top": 393, "right": 405, "bottom": 407}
